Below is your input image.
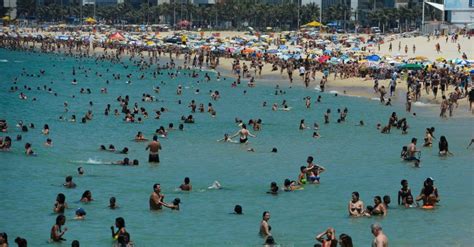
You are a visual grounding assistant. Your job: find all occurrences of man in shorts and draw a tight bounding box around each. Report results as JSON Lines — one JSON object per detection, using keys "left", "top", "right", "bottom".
{"left": 146, "top": 135, "right": 161, "bottom": 163}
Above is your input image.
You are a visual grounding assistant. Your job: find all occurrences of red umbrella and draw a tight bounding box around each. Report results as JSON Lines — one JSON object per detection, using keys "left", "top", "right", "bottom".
{"left": 318, "top": 55, "right": 330, "bottom": 63}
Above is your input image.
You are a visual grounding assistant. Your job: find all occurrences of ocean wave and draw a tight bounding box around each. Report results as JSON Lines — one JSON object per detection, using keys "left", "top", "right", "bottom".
{"left": 371, "top": 97, "right": 380, "bottom": 101}
{"left": 329, "top": 90, "right": 339, "bottom": 94}
{"left": 314, "top": 86, "right": 321, "bottom": 91}
{"left": 0, "top": 59, "right": 8, "bottom": 63}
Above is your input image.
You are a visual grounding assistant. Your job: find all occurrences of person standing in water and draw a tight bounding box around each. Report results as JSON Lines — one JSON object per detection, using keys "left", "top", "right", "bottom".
{"left": 260, "top": 211, "right": 272, "bottom": 237}
{"left": 146, "top": 135, "right": 162, "bottom": 163}
{"left": 50, "top": 215, "right": 67, "bottom": 242}
{"left": 149, "top": 183, "right": 166, "bottom": 210}
{"left": 370, "top": 223, "right": 388, "bottom": 247}
{"left": 230, "top": 124, "right": 256, "bottom": 144}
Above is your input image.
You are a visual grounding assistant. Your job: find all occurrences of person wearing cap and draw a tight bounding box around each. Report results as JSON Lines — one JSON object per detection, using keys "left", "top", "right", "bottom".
{"left": 74, "top": 208, "right": 86, "bottom": 220}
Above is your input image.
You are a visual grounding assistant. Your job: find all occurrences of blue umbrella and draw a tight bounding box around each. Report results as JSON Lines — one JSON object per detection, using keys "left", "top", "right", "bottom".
{"left": 279, "top": 45, "right": 288, "bottom": 49}
{"left": 366, "top": 55, "right": 381, "bottom": 62}
{"left": 324, "top": 49, "right": 332, "bottom": 54}
{"left": 470, "top": 69, "right": 474, "bottom": 74}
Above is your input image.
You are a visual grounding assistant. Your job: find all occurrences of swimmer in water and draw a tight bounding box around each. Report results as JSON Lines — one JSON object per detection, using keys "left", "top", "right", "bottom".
{"left": 134, "top": 131, "right": 147, "bottom": 141}
{"left": 77, "top": 167, "right": 84, "bottom": 175}
{"left": 80, "top": 190, "right": 93, "bottom": 203}
{"left": 109, "top": 197, "right": 119, "bottom": 209}
{"left": 217, "top": 133, "right": 238, "bottom": 143}
{"left": 74, "top": 208, "right": 86, "bottom": 220}
{"left": 179, "top": 177, "right": 192, "bottom": 191}
{"left": 24, "top": 143, "right": 35, "bottom": 156}
{"left": 230, "top": 124, "right": 256, "bottom": 144}
{"left": 50, "top": 215, "right": 67, "bottom": 242}
{"left": 348, "top": 192, "right": 364, "bottom": 217}
{"left": 44, "top": 138, "right": 53, "bottom": 146}
{"left": 63, "top": 176, "right": 76, "bottom": 188}
{"left": 53, "top": 193, "right": 67, "bottom": 214}
{"left": 267, "top": 182, "right": 279, "bottom": 195}
{"left": 259, "top": 211, "right": 272, "bottom": 237}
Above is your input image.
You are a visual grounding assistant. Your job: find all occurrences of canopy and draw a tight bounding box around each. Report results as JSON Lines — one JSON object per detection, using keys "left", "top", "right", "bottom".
{"left": 2, "top": 16, "right": 11, "bottom": 21}
{"left": 302, "top": 21, "right": 322, "bottom": 27}
{"left": 109, "top": 32, "right": 125, "bottom": 41}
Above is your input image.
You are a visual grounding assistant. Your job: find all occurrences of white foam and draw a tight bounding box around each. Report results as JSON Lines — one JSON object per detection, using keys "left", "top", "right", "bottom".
{"left": 314, "top": 86, "right": 321, "bottom": 91}
{"left": 371, "top": 97, "right": 380, "bottom": 101}
{"left": 413, "top": 102, "right": 437, "bottom": 107}
{"left": 85, "top": 158, "right": 104, "bottom": 164}
{"left": 329, "top": 90, "right": 339, "bottom": 94}
{"left": 0, "top": 59, "right": 8, "bottom": 63}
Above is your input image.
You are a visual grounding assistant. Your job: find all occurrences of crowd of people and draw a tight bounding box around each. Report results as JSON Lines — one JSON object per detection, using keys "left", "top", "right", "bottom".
{"left": 0, "top": 26, "right": 473, "bottom": 247}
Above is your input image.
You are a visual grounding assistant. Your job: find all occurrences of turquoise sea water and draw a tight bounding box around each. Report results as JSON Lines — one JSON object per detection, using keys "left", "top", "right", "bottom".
{"left": 0, "top": 49, "right": 473, "bottom": 246}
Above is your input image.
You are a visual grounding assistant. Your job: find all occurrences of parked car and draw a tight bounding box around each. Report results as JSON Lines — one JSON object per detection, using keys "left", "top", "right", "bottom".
{"left": 371, "top": 27, "right": 381, "bottom": 34}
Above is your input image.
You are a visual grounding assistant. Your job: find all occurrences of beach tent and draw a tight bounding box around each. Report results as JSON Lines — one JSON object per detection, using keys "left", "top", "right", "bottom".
{"left": 302, "top": 21, "right": 322, "bottom": 27}
{"left": 109, "top": 32, "right": 125, "bottom": 41}
{"left": 400, "top": 64, "right": 423, "bottom": 70}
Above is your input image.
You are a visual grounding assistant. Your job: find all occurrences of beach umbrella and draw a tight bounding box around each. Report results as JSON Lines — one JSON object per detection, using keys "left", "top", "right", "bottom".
{"left": 366, "top": 54, "right": 381, "bottom": 62}
{"left": 2, "top": 16, "right": 11, "bottom": 21}
{"left": 85, "top": 17, "right": 96, "bottom": 24}
{"left": 470, "top": 69, "right": 474, "bottom": 74}
{"left": 302, "top": 21, "right": 322, "bottom": 27}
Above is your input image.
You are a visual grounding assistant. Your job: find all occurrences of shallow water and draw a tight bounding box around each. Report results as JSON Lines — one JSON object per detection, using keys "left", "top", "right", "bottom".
{"left": 0, "top": 49, "right": 473, "bottom": 246}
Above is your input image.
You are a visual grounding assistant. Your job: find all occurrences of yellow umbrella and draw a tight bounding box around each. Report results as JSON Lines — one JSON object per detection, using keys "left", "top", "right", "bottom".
{"left": 436, "top": 57, "right": 446, "bottom": 62}
{"left": 85, "top": 17, "right": 96, "bottom": 24}
{"left": 302, "top": 21, "right": 322, "bottom": 27}
{"left": 2, "top": 16, "right": 11, "bottom": 21}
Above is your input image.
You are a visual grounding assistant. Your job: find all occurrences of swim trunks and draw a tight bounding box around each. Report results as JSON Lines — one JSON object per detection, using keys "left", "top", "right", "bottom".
{"left": 240, "top": 138, "right": 248, "bottom": 143}
{"left": 149, "top": 153, "right": 160, "bottom": 163}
